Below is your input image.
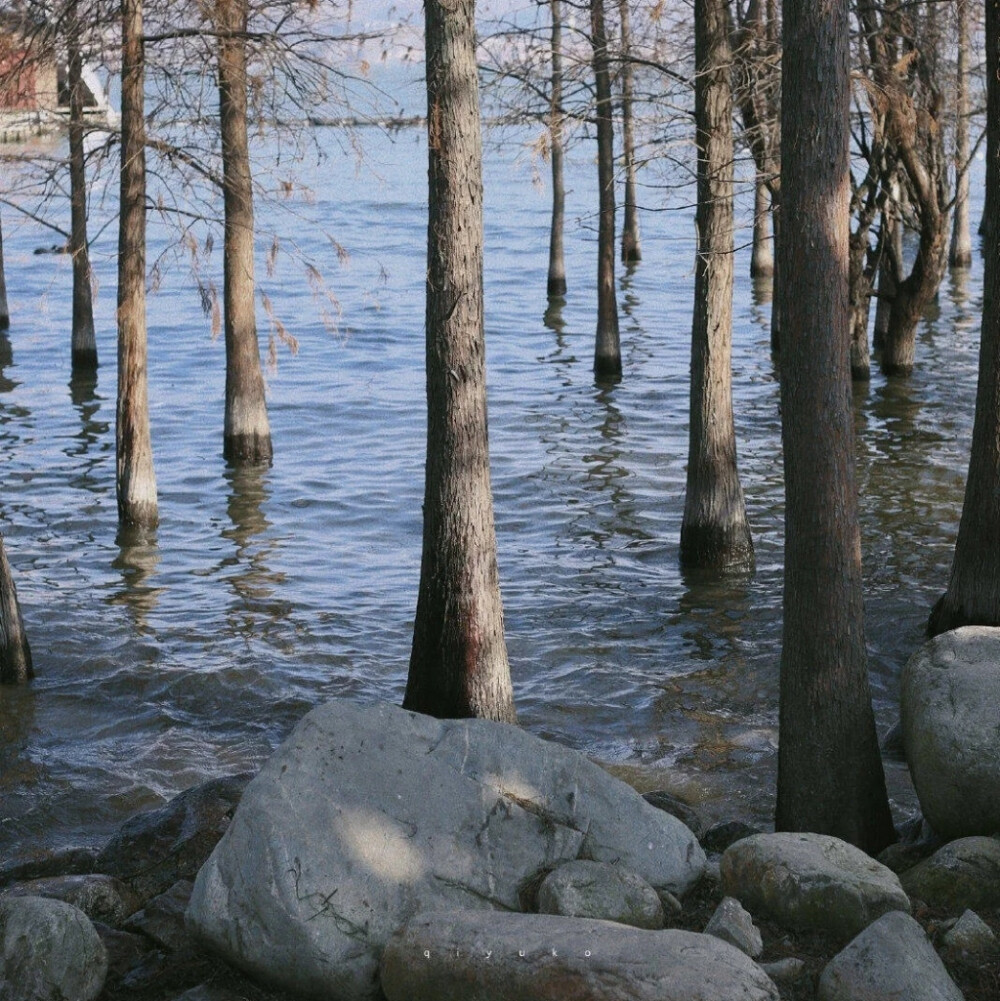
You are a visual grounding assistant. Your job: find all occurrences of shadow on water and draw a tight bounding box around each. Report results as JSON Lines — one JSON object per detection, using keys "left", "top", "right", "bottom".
{"left": 0, "top": 683, "right": 41, "bottom": 848}
{"left": 109, "top": 525, "right": 163, "bottom": 634}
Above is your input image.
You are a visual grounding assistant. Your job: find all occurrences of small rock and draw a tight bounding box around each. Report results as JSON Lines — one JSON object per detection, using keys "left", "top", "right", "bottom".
{"left": 170, "top": 987, "right": 249, "bottom": 1001}
{"left": 0, "top": 847, "right": 99, "bottom": 889}
{"left": 704, "top": 896, "right": 763, "bottom": 958}
{"left": 759, "top": 957, "right": 806, "bottom": 984}
{"left": 817, "top": 910, "right": 963, "bottom": 1001}
{"left": 537, "top": 860, "right": 664, "bottom": 929}
{"left": 92, "top": 922, "right": 151, "bottom": 983}
{"left": 702, "top": 820, "right": 760, "bottom": 855}
{"left": 941, "top": 908, "right": 998, "bottom": 958}
{"left": 0, "top": 895, "right": 108, "bottom": 1001}
{"left": 124, "top": 880, "right": 194, "bottom": 952}
{"left": 658, "top": 889, "right": 682, "bottom": 915}
{"left": 721, "top": 832, "right": 910, "bottom": 941}
{"left": 900, "top": 835, "right": 1000, "bottom": 913}
{"left": 2, "top": 873, "right": 141, "bottom": 925}
{"left": 642, "top": 791, "right": 705, "bottom": 838}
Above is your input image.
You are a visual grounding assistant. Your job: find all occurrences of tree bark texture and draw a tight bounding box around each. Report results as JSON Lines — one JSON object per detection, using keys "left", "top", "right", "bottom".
{"left": 950, "top": 0, "right": 973, "bottom": 269}
{"left": 618, "top": 0, "right": 640, "bottom": 264}
{"left": 751, "top": 179, "right": 774, "bottom": 278}
{"left": 547, "top": 0, "right": 567, "bottom": 299}
{"left": 218, "top": 0, "right": 272, "bottom": 465}
{"left": 680, "top": 0, "right": 753, "bottom": 573}
{"left": 928, "top": 1, "right": 1000, "bottom": 637}
{"left": 0, "top": 209, "right": 8, "bottom": 331}
{"left": 591, "top": 0, "right": 621, "bottom": 380}
{"left": 774, "top": 0, "right": 894, "bottom": 854}
{"left": 68, "top": 0, "right": 97, "bottom": 371}
{"left": 116, "top": 0, "right": 158, "bottom": 528}
{"left": 0, "top": 534, "right": 31, "bottom": 684}
{"left": 404, "top": 0, "right": 515, "bottom": 724}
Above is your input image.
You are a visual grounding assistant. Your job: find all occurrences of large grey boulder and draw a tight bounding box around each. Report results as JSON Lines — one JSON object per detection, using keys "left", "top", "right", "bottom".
{"left": 720, "top": 832, "right": 910, "bottom": 941}
{"left": 901, "top": 626, "right": 1000, "bottom": 839}
{"left": 380, "top": 910, "right": 779, "bottom": 1001}
{"left": 900, "top": 836, "right": 1000, "bottom": 914}
{"left": 817, "top": 910, "right": 963, "bottom": 1001}
{"left": 188, "top": 699, "right": 704, "bottom": 1001}
{"left": 537, "top": 860, "right": 664, "bottom": 929}
{"left": 0, "top": 895, "right": 108, "bottom": 1001}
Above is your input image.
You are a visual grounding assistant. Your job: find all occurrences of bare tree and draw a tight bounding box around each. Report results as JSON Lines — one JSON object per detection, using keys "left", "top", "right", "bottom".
{"left": 618, "top": 0, "right": 640, "bottom": 264}
{"left": 547, "top": 0, "right": 567, "bottom": 299}
{"left": 0, "top": 210, "right": 8, "bottom": 331}
{"left": 0, "top": 534, "right": 32, "bottom": 684}
{"left": 950, "top": 0, "right": 973, "bottom": 269}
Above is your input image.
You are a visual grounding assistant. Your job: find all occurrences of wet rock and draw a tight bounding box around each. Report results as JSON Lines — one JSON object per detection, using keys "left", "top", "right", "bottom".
{"left": 817, "top": 910, "right": 963, "bottom": 1001}
{"left": 642, "top": 790, "right": 705, "bottom": 838}
{"left": 170, "top": 987, "right": 250, "bottom": 1001}
{"left": 124, "top": 879, "right": 195, "bottom": 952}
{"left": 721, "top": 832, "right": 910, "bottom": 941}
{"left": 0, "top": 846, "right": 99, "bottom": 888}
{"left": 188, "top": 699, "right": 704, "bottom": 1001}
{"left": 900, "top": 836, "right": 1000, "bottom": 914}
{"left": 96, "top": 772, "right": 253, "bottom": 902}
{"left": 702, "top": 820, "right": 760, "bottom": 855}
{"left": 881, "top": 719, "right": 907, "bottom": 761}
{"left": 901, "top": 626, "right": 1000, "bottom": 839}
{"left": 2, "top": 873, "right": 141, "bottom": 925}
{"left": 0, "top": 895, "right": 108, "bottom": 1001}
{"left": 380, "top": 910, "right": 779, "bottom": 1001}
{"left": 759, "top": 957, "right": 807, "bottom": 984}
{"left": 537, "top": 860, "right": 664, "bottom": 929}
{"left": 941, "top": 909, "right": 998, "bottom": 959}
{"left": 704, "top": 895, "right": 763, "bottom": 958}
{"left": 93, "top": 921, "right": 151, "bottom": 983}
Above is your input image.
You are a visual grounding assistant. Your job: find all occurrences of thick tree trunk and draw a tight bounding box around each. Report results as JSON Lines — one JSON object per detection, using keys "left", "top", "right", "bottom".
{"left": 774, "top": 0, "right": 894, "bottom": 854}
{"left": 0, "top": 209, "right": 8, "bottom": 331}
{"left": 950, "top": 0, "right": 972, "bottom": 269}
{"left": 547, "top": 0, "right": 567, "bottom": 299}
{"left": 591, "top": 0, "right": 621, "bottom": 380}
{"left": 404, "top": 0, "right": 515, "bottom": 723}
{"left": 218, "top": 0, "right": 272, "bottom": 465}
{"left": 872, "top": 207, "right": 900, "bottom": 355}
{"left": 116, "top": 0, "right": 158, "bottom": 528}
{"left": 0, "top": 534, "right": 31, "bottom": 684}
{"left": 618, "top": 0, "right": 640, "bottom": 264}
{"left": 680, "top": 0, "right": 753, "bottom": 572}
{"left": 68, "top": 0, "right": 97, "bottom": 372}
{"left": 929, "top": 3, "right": 1000, "bottom": 637}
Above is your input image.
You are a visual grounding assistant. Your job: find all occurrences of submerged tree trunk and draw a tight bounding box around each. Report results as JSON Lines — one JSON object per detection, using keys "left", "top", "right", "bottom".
{"left": 0, "top": 534, "right": 31, "bottom": 684}
{"left": 547, "top": 0, "right": 567, "bottom": 299}
{"left": 950, "top": 0, "right": 972, "bottom": 269}
{"left": 680, "top": 0, "right": 753, "bottom": 572}
{"left": 618, "top": 0, "right": 640, "bottom": 264}
{"left": 591, "top": 0, "right": 621, "bottom": 380}
{"left": 404, "top": 0, "right": 515, "bottom": 723}
{"left": 68, "top": 0, "right": 97, "bottom": 371}
{"left": 0, "top": 209, "right": 8, "bottom": 331}
{"left": 929, "top": 3, "right": 1000, "bottom": 637}
{"left": 751, "top": 179, "right": 773, "bottom": 278}
{"left": 116, "top": 0, "right": 158, "bottom": 528}
{"left": 774, "top": 0, "right": 895, "bottom": 854}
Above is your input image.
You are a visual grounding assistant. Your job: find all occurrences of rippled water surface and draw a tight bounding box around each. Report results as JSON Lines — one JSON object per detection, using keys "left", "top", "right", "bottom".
{"left": 0, "top": 83, "right": 987, "bottom": 855}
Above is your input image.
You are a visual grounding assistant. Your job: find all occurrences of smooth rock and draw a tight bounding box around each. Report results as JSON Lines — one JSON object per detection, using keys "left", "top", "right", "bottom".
{"left": 721, "top": 832, "right": 910, "bottom": 941}
{"left": 900, "top": 836, "right": 1000, "bottom": 913}
{"left": 380, "top": 910, "right": 779, "bottom": 1001}
{"left": 642, "top": 790, "right": 705, "bottom": 838}
{"left": 97, "top": 773, "right": 253, "bottom": 902}
{"left": 942, "top": 909, "right": 998, "bottom": 958}
{"left": 2, "top": 873, "right": 141, "bottom": 925}
{"left": 759, "top": 957, "right": 807, "bottom": 984}
{"left": 0, "top": 895, "right": 108, "bottom": 1001}
{"left": 188, "top": 699, "right": 704, "bottom": 1001}
{"left": 817, "top": 910, "right": 963, "bottom": 1001}
{"left": 0, "top": 847, "right": 99, "bottom": 889}
{"left": 702, "top": 820, "right": 760, "bottom": 855}
{"left": 124, "top": 880, "right": 194, "bottom": 952}
{"left": 704, "top": 895, "right": 763, "bottom": 958}
{"left": 901, "top": 626, "right": 1000, "bottom": 839}
{"left": 537, "top": 860, "right": 664, "bottom": 929}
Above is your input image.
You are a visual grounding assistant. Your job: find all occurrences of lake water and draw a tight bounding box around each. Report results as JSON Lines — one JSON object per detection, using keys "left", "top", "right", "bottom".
{"left": 0, "top": 70, "right": 986, "bottom": 857}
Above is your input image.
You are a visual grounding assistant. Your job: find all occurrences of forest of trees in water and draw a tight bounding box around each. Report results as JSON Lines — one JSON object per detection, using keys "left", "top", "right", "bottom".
{"left": 0, "top": 0, "right": 997, "bottom": 855}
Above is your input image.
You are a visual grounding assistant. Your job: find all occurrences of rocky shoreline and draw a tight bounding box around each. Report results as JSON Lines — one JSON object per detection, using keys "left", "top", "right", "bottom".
{"left": 1, "top": 628, "right": 999, "bottom": 1001}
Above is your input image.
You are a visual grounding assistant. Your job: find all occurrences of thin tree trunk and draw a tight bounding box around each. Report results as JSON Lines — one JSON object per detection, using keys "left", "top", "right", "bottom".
{"left": 751, "top": 179, "right": 773, "bottom": 278}
{"left": 873, "top": 205, "right": 900, "bottom": 355}
{"left": 774, "top": 0, "right": 895, "bottom": 853}
{"left": 116, "top": 0, "right": 157, "bottom": 528}
{"left": 0, "top": 534, "right": 31, "bottom": 684}
{"left": 404, "top": 0, "right": 515, "bottom": 723}
{"left": 950, "top": 0, "right": 972, "bottom": 269}
{"left": 218, "top": 0, "right": 272, "bottom": 465}
{"left": 591, "top": 0, "right": 621, "bottom": 379}
{"left": 929, "top": 1, "right": 1000, "bottom": 636}
{"left": 680, "top": 0, "right": 753, "bottom": 572}
{"left": 547, "top": 0, "right": 567, "bottom": 299}
{"left": 618, "top": 0, "right": 640, "bottom": 264}
{"left": 0, "top": 208, "right": 8, "bottom": 331}
{"left": 68, "top": 0, "right": 97, "bottom": 371}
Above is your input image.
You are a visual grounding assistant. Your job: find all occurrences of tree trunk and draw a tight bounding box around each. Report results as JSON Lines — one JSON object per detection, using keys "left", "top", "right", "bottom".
{"left": 950, "top": 0, "right": 972, "bottom": 269}
{"left": 0, "top": 534, "right": 31, "bottom": 684}
{"left": 404, "top": 0, "right": 515, "bottom": 724}
{"left": 547, "top": 0, "right": 567, "bottom": 299}
{"left": 872, "top": 206, "right": 901, "bottom": 355}
{"left": 68, "top": 0, "right": 97, "bottom": 372}
{"left": 751, "top": 179, "right": 774, "bottom": 278}
{"left": 116, "top": 0, "right": 158, "bottom": 528}
{"left": 680, "top": 0, "right": 753, "bottom": 572}
{"left": 218, "top": 0, "right": 272, "bottom": 465}
{"left": 618, "top": 0, "right": 640, "bottom": 264}
{"left": 928, "top": 2, "right": 1000, "bottom": 637}
{"left": 591, "top": 0, "right": 621, "bottom": 380}
{"left": 774, "top": 0, "right": 895, "bottom": 854}
{"left": 0, "top": 209, "right": 8, "bottom": 331}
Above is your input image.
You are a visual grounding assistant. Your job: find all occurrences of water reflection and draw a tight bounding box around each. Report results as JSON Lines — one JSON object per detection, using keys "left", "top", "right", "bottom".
{"left": 0, "top": 684, "right": 41, "bottom": 848}
{"left": 109, "top": 526, "right": 163, "bottom": 634}
{"left": 0, "top": 332, "right": 20, "bottom": 401}
{"left": 66, "top": 371, "right": 110, "bottom": 493}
